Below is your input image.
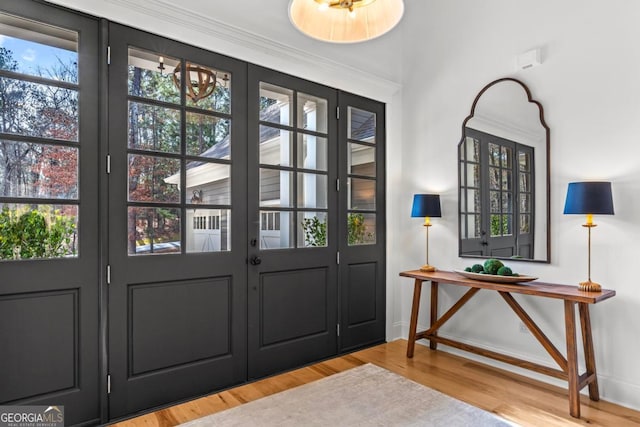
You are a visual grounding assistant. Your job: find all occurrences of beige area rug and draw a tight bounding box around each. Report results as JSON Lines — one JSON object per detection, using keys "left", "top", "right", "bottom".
{"left": 181, "top": 363, "right": 516, "bottom": 426}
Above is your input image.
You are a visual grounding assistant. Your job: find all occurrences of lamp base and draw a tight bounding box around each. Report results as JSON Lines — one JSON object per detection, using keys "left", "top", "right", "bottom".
{"left": 420, "top": 264, "right": 436, "bottom": 272}
{"left": 578, "top": 280, "right": 602, "bottom": 292}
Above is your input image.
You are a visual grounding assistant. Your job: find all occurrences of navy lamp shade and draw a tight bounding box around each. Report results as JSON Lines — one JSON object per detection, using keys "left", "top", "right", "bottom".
{"left": 411, "top": 194, "right": 441, "bottom": 272}
{"left": 411, "top": 194, "right": 442, "bottom": 224}
{"left": 564, "top": 182, "right": 614, "bottom": 217}
{"left": 563, "top": 181, "right": 614, "bottom": 292}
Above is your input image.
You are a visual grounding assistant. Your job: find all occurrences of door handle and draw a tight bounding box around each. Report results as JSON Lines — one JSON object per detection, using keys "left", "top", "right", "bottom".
{"left": 249, "top": 256, "right": 262, "bottom": 265}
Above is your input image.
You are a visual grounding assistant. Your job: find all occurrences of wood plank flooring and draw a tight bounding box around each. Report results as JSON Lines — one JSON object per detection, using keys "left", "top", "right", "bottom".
{"left": 110, "top": 339, "right": 640, "bottom": 427}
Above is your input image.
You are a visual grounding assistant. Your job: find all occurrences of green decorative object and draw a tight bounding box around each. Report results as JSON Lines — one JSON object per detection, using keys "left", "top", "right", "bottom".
{"left": 497, "top": 266, "right": 513, "bottom": 276}
{"left": 483, "top": 258, "right": 504, "bottom": 275}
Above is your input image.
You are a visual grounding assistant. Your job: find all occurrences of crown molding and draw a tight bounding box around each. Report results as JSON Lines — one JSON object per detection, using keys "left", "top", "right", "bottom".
{"left": 47, "top": 0, "right": 402, "bottom": 101}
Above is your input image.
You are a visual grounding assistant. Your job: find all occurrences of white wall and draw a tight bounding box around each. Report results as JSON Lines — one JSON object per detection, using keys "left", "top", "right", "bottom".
{"left": 397, "top": 0, "right": 640, "bottom": 410}
{"left": 44, "top": 0, "right": 640, "bottom": 411}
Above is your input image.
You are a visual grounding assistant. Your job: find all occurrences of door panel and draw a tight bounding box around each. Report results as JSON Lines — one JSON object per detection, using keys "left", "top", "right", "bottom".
{"left": 247, "top": 66, "right": 338, "bottom": 379}
{"left": 0, "top": 3, "right": 100, "bottom": 425}
{"left": 107, "top": 24, "right": 247, "bottom": 419}
{"left": 338, "top": 93, "right": 386, "bottom": 352}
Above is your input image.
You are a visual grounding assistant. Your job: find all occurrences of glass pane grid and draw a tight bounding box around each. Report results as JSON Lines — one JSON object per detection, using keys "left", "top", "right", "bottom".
{"left": 0, "top": 14, "right": 81, "bottom": 261}
{"left": 126, "top": 49, "right": 233, "bottom": 256}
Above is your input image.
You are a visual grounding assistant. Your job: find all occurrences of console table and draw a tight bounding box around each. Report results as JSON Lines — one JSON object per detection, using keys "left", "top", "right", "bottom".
{"left": 400, "top": 270, "right": 616, "bottom": 418}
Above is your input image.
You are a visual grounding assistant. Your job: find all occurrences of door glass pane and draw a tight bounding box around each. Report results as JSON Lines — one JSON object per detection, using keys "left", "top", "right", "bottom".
{"left": 260, "top": 169, "right": 293, "bottom": 208}
{"left": 502, "top": 191, "right": 512, "bottom": 213}
{"left": 0, "top": 77, "right": 78, "bottom": 141}
{"left": 520, "top": 214, "right": 530, "bottom": 234}
{"left": 520, "top": 194, "right": 530, "bottom": 213}
{"left": 519, "top": 151, "right": 530, "bottom": 172}
{"left": 297, "top": 134, "right": 327, "bottom": 171}
{"left": 490, "top": 191, "right": 500, "bottom": 213}
{"left": 186, "top": 113, "right": 230, "bottom": 158}
{"left": 186, "top": 208, "right": 231, "bottom": 252}
{"left": 260, "top": 126, "right": 292, "bottom": 167}
{"left": 297, "top": 93, "right": 327, "bottom": 133}
{"left": 128, "top": 48, "right": 180, "bottom": 104}
{"left": 348, "top": 177, "right": 375, "bottom": 210}
{"left": 0, "top": 141, "right": 78, "bottom": 199}
{"left": 465, "top": 137, "right": 479, "bottom": 162}
{"left": 502, "top": 170, "right": 512, "bottom": 191}
{"left": 465, "top": 163, "right": 479, "bottom": 188}
{"left": 464, "top": 214, "right": 481, "bottom": 239}
{"left": 348, "top": 213, "right": 376, "bottom": 246}
{"left": 260, "top": 83, "right": 292, "bottom": 126}
{"left": 348, "top": 143, "right": 375, "bottom": 177}
{"left": 489, "top": 143, "right": 500, "bottom": 166}
{"left": 519, "top": 173, "right": 530, "bottom": 192}
{"left": 0, "top": 203, "right": 78, "bottom": 260}
{"left": 501, "top": 146, "right": 512, "bottom": 168}
{"left": 182, "top": 62, "right": 231, "bottom": 114}
{"left": 348, "top": 107, "right": 376, "bottom": 143}
{"left": 297, "top": 173, "right": 327, "bottom": 209}
{"left": 128, "top": 102, "right": 181, "bottom": 153}
{"left": 299, "top": 211, "right": 327, "bottom": 247}
{"left": 128, "top": 154, "right": 181, "bottom": 203}
{"left": 489, "top": 167, "right": 500, "bottom": 190}
{"left": 0, "top": 15, "right": 77, "bottom": 83}
{"left": 260, "top": 210, "right": 293, "bottom": 249}
{"left": 185, "top": 162, "right": 231, "bottom": 206}
{"left": 467, "top": 189, "right": 480, "bottom": 213}
{"left": 128, "top": 207, "right": 181, "bottom": 255}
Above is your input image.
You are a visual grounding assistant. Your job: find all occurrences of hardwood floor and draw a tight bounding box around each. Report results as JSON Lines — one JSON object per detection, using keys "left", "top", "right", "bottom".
{"left": 110, "top": 339, "right": 640, "bottom": 427}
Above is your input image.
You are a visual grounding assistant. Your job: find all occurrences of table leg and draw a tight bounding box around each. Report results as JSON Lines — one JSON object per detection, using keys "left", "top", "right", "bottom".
{"left": 579, "top": 303, "right": 600, "bottom": 401}
{"left": 407, "top": 279, "right": 423, "bottom": 358}
{"left": 564, "top": 300, "right": 580, "bottom": 418}
{"left": 430, "top": 281, "right": 439, "bottom": 350}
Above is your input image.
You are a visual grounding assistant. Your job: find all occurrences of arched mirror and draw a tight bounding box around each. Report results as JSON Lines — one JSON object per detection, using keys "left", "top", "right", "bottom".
{"left": 458, "top": 78, "right": 550, "bottom": 262}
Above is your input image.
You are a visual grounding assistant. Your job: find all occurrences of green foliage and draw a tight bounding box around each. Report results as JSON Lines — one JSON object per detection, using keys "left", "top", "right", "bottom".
{"left": 301, "top": 216, "right": 327, "bottom": 247}
{"left": 301, "top": 213, "right": 373, "bottom": 247}
{"left": 464, "top": 266, "right": 472, "bottom": 272}
{"left": 0, "top": 207, "right": 76, "bottom": 260}
{"left": 497, "top": 266, "right": 513, "bottom": 276}
{"left": 471, "top": 264, "right": 484, "bottom": 273}
{"left": 348, "top": 213, "right": 371, "bottom": 245}
{"left": 490, "top": 214, "right": 510, "bottom": 236}
{"left": 483, "top": 258, "right": 504, "bottom": 275}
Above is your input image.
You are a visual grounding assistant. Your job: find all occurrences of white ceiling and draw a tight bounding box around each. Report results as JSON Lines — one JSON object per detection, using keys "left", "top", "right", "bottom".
{"left": 45, "top": 0, "right": 407, "bottom": 85}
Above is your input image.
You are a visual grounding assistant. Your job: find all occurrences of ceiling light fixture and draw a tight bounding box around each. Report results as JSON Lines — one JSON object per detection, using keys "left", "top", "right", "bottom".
{"left": 172, "top": 62, "right": 218, "bottom": 103}
{"left": 288, "top": 0, "right": 405, "bottom": 43}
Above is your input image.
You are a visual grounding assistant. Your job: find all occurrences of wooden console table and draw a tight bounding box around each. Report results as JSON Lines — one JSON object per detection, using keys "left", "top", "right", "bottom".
{"left": 400, "top": 270, "right": 616, "bottom": 418}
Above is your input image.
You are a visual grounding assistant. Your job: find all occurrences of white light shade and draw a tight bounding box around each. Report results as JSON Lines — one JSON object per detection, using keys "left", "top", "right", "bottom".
{"left": 288, "top": 0, "right": 405, "bottom": 43}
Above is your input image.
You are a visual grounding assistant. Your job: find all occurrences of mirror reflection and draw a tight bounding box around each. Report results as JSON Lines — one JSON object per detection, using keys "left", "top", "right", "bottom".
{"left": 458, "top": 78, "right": 549, "bottom": 262}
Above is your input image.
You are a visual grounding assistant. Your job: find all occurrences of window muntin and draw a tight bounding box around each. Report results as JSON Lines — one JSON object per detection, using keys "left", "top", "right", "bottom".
{"left": 0, "top": 13, "right": 80, "bottom": 261}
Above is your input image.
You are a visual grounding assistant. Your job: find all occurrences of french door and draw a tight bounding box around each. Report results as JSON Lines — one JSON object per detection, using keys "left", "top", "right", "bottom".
{"left": 103, "top": 21, "right": 385, "bottom": 420}
{"left": 0, "top": 3, "right": 100, "bottom": 426}
{"left": 106, "top": 24, "right": 248, "bottom": 418}
{"left": 247, "top": 66, "right": 339, "bottom": 378}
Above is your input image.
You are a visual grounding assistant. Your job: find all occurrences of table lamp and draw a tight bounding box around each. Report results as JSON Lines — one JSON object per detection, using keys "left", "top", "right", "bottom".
{"left": 411, "top": 194, "right": 442, "bottom": 272}
{"left": 563, "top": 181, "right": 614, "bottom": 292}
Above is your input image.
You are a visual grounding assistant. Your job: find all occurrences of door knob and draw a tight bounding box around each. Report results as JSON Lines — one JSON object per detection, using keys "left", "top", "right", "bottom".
{"left": 249, "top": 256, "right": 262, "bottom": 265}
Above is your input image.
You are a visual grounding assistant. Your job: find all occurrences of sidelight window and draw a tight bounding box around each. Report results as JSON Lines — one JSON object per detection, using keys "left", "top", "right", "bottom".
{"left": 346, "top": 107, "right": 377, "bottom": 245}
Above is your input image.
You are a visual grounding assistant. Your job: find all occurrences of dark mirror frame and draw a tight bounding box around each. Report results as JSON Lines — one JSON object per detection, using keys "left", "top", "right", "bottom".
{"left": 458, "top": 77, "right": 550, "bottom": 263}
